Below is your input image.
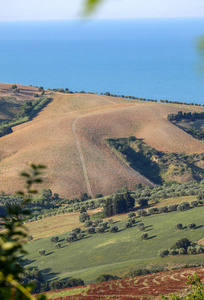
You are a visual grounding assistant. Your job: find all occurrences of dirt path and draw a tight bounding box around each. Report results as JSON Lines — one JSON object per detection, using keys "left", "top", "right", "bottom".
{"left": 71, "top": 96, "right": 118, "bottom": 197}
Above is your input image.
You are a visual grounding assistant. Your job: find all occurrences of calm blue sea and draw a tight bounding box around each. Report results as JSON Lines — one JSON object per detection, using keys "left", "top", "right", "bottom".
{"left": 0, "top": 18, "right": 204, "bottom": 104}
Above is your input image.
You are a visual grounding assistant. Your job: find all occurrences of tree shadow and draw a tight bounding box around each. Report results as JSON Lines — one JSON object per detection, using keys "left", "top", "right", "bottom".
{"left": 46, "top": 251, "right": 54, "bottom": 256}
{"left": 195, "top": 225, "right": 203, "bottom": 229}
{"left": 59, "top": 245, "right": 67, "bottom": 248}
{"left": 21, "top": 258, "right": 36, "bottom": 266}
{"left": 145, "top": 225, "right": 153, "bottom": 228}
{"left": 147, "top": 235, "right": 157, "bottom": 240}
{"left": 117, "top": 228, "right": 125, "bottom": 233}
{"left": 145, "top": 228, "right": 153, "bottom": 232}
{"left": 81, "top": 236, "right": 91, "bottom": 240}
{"left": 59, "top": 238, "right": 65, "bottom": 242}
{"left": 41, "top": 267, "right": 59, "bottom": 282}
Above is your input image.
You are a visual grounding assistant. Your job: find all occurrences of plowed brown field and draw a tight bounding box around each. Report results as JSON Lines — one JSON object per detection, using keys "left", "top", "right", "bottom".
{"left": 0, "top": 84, "right": 204, "bottom": 197}
{"left": 46, "top": 267, "right": 204, "bottom": 299}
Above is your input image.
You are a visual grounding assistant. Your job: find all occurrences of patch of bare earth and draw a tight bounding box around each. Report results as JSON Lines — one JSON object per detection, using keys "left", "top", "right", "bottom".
{"left": 44, "top": 267, "right": 204, "bottom": 299}
{"left": 0, "top": 87, "right": 203, "bottom": 197}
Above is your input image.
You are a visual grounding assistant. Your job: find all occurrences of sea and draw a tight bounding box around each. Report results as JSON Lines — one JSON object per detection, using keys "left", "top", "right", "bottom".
{"left": 0, "top": 18, "right": 204, "bottom": 105}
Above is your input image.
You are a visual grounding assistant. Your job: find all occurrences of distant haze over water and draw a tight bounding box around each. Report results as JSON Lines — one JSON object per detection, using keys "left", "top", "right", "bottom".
{"left": 0, "top": 18, "right": 204, "bottom": 105}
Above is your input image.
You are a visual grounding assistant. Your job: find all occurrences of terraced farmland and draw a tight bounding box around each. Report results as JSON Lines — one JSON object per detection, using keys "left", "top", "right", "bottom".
{"left": 45, "top": 267, "right": 204, "bottom": 299}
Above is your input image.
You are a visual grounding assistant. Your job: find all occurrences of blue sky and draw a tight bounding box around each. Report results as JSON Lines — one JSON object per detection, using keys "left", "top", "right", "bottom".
{"left": 1, "top": 0, "right": 204, "bottom": 21}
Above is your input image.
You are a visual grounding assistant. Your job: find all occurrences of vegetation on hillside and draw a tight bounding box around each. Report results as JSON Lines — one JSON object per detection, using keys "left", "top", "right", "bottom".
{"left": 0, "top": 96, "right": 51, "bottom": 137}
{"left": 106, "top": 137, "right": 204, "bottom": 184}
{"left": 167, "top": 110, "right": 204, "bottom": 141}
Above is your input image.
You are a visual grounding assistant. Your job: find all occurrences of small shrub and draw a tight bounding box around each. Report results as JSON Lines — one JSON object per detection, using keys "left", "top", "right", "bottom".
{"left": 66, "top": 236, "right": 74, "bottom": 243}
{"left": 127, "top": 268, "right": 150, "bottom": 277}
{"left": 93, "top": 219, "right": 103, "bottom": 226}
{"left": 168, "top": 204, "right": 178, "bottom": 212}
{"left": 85, "top": 226, "right": 95, "bottom": 234}
{"left": 39, "top": 249, "right": 45, "bottom": 256}
{"left": 159, "top": 249, "right": 169, "bottom": 257}
{"left": 55, "top": 243, "right": 61, "bottom": 249}
{"left": 80, "top": 206, "right": 87, "bottom": 213}
{"left": 170, "top": 249, "right": 178, "bottom": 255}
{"left": 177, "top": 202, "right": 190, "bottom": 211}
{"left": 175, "top": 223, "right": 183, "bottom": 230}
{"left": 191, "top": 200, "right": 199, "bottom": 207}
{"left": 72, "top": 227, "right": 81, "bottom": 234}
{"left": 138, "top": 223, "right": 145, "bottom": 231}
{"left": 98, "top": 222, "right": 108, "bottom": 229}
{"left": 50, "top": 236, "right": 59, "bottom": 243}
{"left": 84, "top": 220, "right": 93, "bottom": 227}
{"left": 137, "top": 209, "right": 147, "bottom": 217}
{"left": 96, "top": 274, "right": 119, "bottom": 283}
{"left": 187, "top": 223, "right": 196, "bottom": 229}
{"left": 79, "top": 212, "right": 90, "bottom": 223}
{"left": 33, "top": 93, "right": 39, "bottom": 97}
{"left": 108, "top": 218, "right": 113, "bottom": 224}
{"left": 141, "top": 233, "right": 148, "bottom": 240}
{"left": 196, "top": 246, "right": 203, "bottom": 254}
{"left": 95, "top": 193, "right": 103, "bottom": 198}
{"left": 96, "top": 226, "right": 105, "bottom": 233}
{"left": 187, "top": 246, "right": 197, "bottom": 255}
{"left": 138, "top": 198, "right": 148, "bottom": 207}
{"left": 159, "top": 206, "right": 168, "bottom": 213}
{"left": 109, "top": 225, "right": 118, "bottom": 233}
{"left": 128, "top": 212, "right": 136, "bottom": 218}
{"left": 125, "top": 221, "right": 132, "bottom": 228}
{"left": 148, "top": 208, "right": 159, "bottom": 214}
{"left": 27, "top": 235, "right": 33, "bottom": 242}
{"left": 77, "top": 233, "right": 85, "bottom": 240}
{"left": 11, "top": 84, "right": 17, "bottom": 89}
{"left": 178, "top": 248, "right": 186, "bottom": 255}
{"left": 128, "top": 217, "right": 136, "bottom": 224}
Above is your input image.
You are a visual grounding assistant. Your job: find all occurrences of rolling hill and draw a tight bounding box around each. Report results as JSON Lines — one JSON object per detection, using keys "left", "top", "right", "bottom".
{"left": 0, "top": 83, "right": 204, "bottom": 198}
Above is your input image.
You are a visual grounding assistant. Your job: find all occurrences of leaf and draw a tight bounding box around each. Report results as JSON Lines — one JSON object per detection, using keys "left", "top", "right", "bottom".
{"left": 84, "top": 0, "right": 102, "bottom": 14}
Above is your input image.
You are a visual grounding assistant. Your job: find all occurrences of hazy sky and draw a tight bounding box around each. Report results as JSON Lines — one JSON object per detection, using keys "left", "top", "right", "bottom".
{"left": 1, "top": 0, "right": 204, "bottom": 21}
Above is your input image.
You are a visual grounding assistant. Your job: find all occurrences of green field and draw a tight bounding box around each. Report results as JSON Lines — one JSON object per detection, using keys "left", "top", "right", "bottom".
{"left": 23, "top": 205, "right": 204, "bottom": 284}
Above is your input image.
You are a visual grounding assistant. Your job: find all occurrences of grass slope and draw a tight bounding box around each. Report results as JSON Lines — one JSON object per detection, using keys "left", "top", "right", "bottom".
{"left": 0, "top": 86, "right": 204, "bottom": 197}
{"left": 23, "top": 205, "right": 204, "bottom": 284}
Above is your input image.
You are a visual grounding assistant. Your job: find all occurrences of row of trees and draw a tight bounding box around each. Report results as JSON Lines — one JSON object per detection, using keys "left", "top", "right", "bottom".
{"left": 167, "top": 111, "right": 204, "bottom": 122}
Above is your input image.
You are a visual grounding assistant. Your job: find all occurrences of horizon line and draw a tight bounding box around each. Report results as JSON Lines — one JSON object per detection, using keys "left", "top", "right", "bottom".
{"left": 1, "top": 15, "right": 204, "bottom": 22}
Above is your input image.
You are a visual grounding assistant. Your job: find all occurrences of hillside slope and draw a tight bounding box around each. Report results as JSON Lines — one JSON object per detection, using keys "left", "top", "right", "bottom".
{"left": 0, "top": 85, "right": 204, "bottom": 197}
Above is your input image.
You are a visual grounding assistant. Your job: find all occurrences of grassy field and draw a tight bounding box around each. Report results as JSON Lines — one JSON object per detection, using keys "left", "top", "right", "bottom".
{"left": 0, "top": 84, "right": 204, "bottom": 198}
{"left": 23, "top": 205, "right": 204, "bottom": 284}
{"left": 25, "top": 195, "right": 197, "bottom": 240}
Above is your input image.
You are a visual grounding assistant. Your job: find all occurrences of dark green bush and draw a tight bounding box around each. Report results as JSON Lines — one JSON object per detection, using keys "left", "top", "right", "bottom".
{"left": 109, "top": 225, "right": 118, "bottom": 233}
{"left": 141, "top": 233, "right": 148, "bottom": 240}
{"left": 171, "top": 238, "right": 191, "bottom": 250}
{"left": 187, "top": 223, "right": 196, "bottom": 229}
{"left": 96, "top": 274, "right": 119, "bottom": 283}
{"left": 39, "top": 249, "right": 45, "bottom": 256}
{"left": 159, "top": 249, "right": 169, "bottom": 257}
{"left": 85, "top": 226, "right": 95, "bottom": 234}
{"left": 175, "top": 223, "right": 183, "bottom": 230}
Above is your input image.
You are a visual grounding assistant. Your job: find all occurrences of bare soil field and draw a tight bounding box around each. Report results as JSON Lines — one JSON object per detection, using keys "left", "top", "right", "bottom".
{"left": 0, "top": 83, "right": 48, "bottom": 102}
{"left": 0, "top": 84, "right": 204, "bottom": 197}
{"left": 26, "top": 208, "right": 101, "bottom": 240}
{"left": 45, "top": 267, "right": 204, "bottom": 299}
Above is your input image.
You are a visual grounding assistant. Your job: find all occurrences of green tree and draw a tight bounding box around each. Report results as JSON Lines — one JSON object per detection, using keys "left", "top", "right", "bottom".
{"left": 171, "top": 238, "right": 191, "bottom": 251}
{"left": 79, "top": 212, "right": 90, "bottom": 222}
{"left": 0, "top": 163, "right": 46, "bottom": 299}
